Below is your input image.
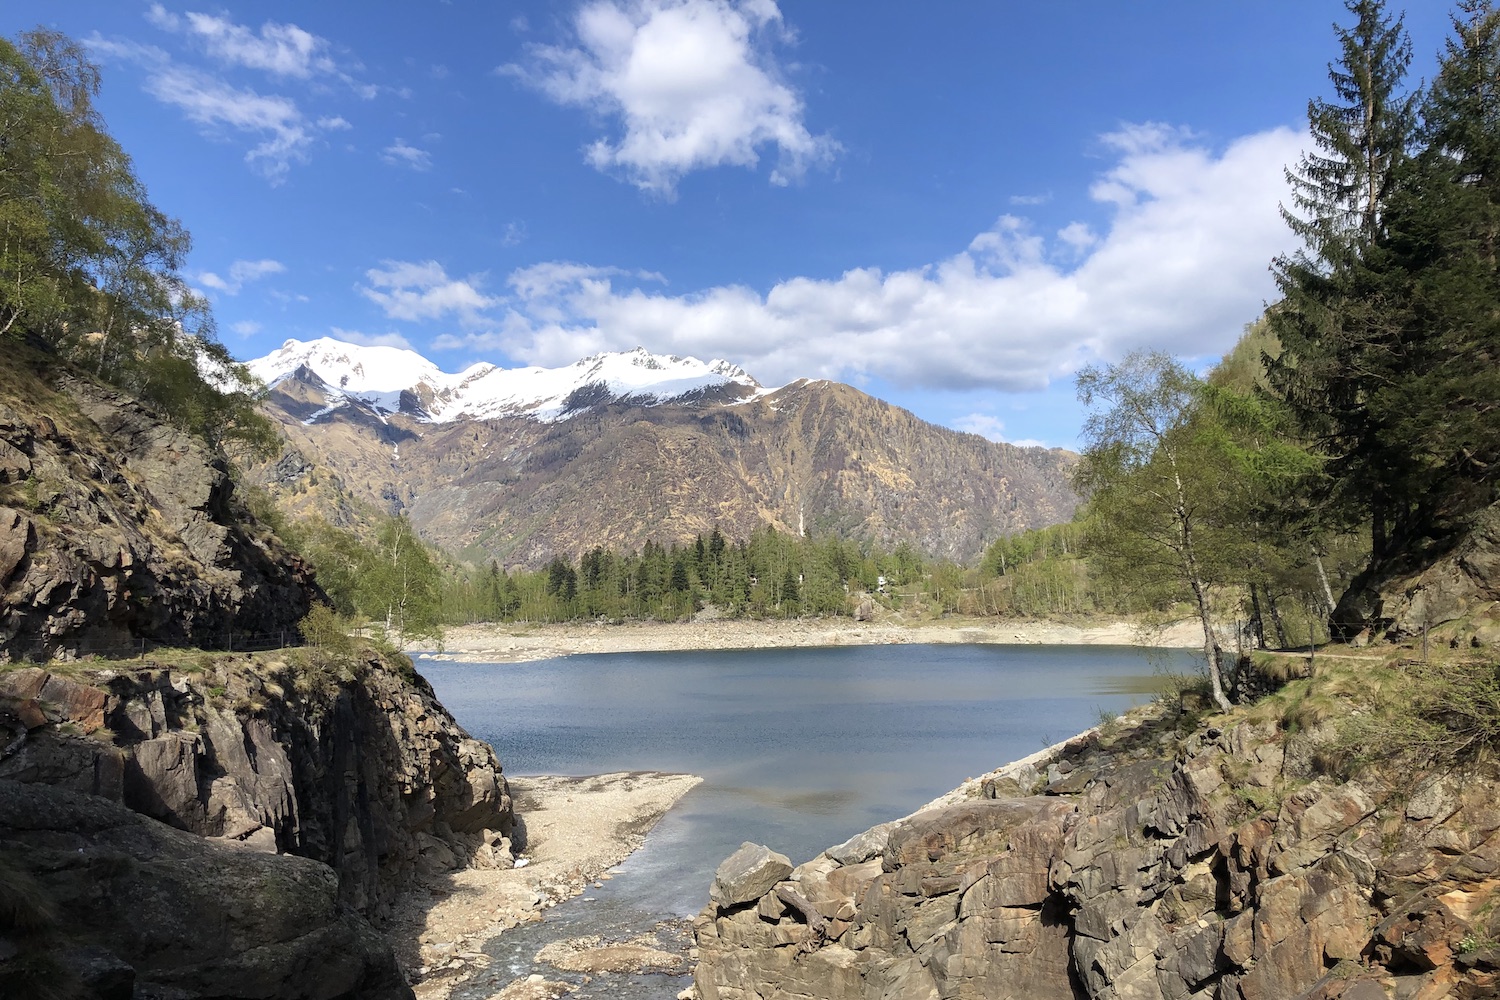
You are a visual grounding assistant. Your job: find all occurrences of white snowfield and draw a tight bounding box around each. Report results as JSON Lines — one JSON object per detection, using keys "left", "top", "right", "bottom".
{"left": 246, "top": 337, "right": 768, "bottom": 424}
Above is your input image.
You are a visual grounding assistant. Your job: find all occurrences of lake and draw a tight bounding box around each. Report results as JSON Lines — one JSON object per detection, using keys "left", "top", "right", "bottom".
{"left": 416, "top": 642, "right": 1200, "bottom": 999}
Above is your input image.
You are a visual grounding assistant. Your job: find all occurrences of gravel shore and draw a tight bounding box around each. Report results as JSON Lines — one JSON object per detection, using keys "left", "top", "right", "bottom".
{"left": 389, "top": 771, "right": 701, "bottom": 999}
{"left": 425, "top": 614, "right": 1202, "bottom": 664}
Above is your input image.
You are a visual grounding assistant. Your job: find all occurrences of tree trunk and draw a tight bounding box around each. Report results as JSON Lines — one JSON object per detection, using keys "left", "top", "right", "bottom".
{"left": 1266, "top": 593, "right": 1289, "bottom": 648}
{"left": 1174, "top": 508, "right": 1230, "bottom": 710}
{"left": 1188, "top": 572, "right": 1231, "bottom": 712}
{"left": 1247, "top": 582, "right": 1268, "bottom": 649}
{"left": 1313, "top": 549, "right": 1337, "bottom": 614}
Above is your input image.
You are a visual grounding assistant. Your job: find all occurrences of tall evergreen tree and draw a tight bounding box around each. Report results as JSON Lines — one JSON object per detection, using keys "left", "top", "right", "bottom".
{"left": 1267, "top": 0, "right": 1421, "bottom": 559}
{"left": 1373, "top": 1, "right": 1500, "bottom": 535}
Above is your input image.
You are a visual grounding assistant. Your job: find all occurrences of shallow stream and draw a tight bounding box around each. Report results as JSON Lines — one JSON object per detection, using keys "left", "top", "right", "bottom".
{"left": 418, "top": 643, "right": 1199, "bottom": 998}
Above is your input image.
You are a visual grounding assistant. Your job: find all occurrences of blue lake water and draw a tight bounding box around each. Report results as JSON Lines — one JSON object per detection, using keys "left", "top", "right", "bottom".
{"left": 416, "top": 642, "right": 1199, "bottom": 998}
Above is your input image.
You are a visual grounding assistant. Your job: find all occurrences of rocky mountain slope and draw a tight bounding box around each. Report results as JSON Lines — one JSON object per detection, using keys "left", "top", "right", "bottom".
{"left": 247, "top": 338, "right": 1076, "bottom": 567}
{"left": 0, "top": 342, "right": 319, "bottom": 662}
{"left": 0, "top": 644, "right": 513, "bottom": 999}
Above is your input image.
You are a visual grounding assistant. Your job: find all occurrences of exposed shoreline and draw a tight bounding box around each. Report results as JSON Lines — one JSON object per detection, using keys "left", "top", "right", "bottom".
{"left": 423, "top": 614, "right": 1204, "bottom": 663}
{"left": 389, "top": 771, "right": 702, "bottom": 1000}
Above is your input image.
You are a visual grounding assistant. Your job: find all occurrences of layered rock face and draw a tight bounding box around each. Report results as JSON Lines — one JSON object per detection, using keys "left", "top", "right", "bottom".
{"left": 0, "top": 648, "right": 513, "bottom": 997}
{"left": 694, "top": 710, "right": 1500, "bottom": 1000}
{"left": 0, "top": 363, "right": 318, "bottom": 661}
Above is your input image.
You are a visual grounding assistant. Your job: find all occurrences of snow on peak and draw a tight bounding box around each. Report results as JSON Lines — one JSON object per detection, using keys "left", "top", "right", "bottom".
{"left": 246, "top": 337, "right": 765, "bottom": 424}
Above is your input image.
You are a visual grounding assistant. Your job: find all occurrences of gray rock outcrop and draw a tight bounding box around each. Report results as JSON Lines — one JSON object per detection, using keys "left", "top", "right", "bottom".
{"left": 1332, "top": 501, "right": 1500, "bottom": 642}
{"left": 0, "top": 778, "right": 412, "bottom": 1000}
{"left": 0, "top": 652, "right": 513, "bottom": 921}
{"left": 0, "top": 369, "right": 319, "bottom": 662}
{"left": 694, "top": 710, "right": 1500, "bottom": 1000}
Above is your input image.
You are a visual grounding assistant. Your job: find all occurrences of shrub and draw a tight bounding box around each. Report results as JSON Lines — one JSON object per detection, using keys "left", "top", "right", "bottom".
{"left": 298, "top": 604, "right": 354, "bottom": 655}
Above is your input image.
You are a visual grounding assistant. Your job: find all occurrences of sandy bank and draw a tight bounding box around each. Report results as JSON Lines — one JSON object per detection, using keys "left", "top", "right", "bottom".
{"left": 388, "top": 770, "right": 701, "bottom": 999}
{"left": 425, "top": 615, "right": 1203, "bottom": 664}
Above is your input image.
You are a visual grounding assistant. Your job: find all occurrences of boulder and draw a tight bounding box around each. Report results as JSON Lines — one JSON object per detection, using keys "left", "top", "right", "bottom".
{"left": 711, "top": 842, "right": 793, "bottom": 909}
{"left": 0, "top": 778, "right": 412, "bottom": 1000}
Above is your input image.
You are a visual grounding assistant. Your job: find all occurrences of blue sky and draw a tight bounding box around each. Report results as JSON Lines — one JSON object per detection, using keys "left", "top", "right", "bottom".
{"left": 23, "top": 2, "right": 1453, "bottom": 449}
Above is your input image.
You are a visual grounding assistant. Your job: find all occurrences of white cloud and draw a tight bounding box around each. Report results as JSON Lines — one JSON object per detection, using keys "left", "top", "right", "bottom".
{"left": 435, "top": 124, "right": 1304, "bottom": 391}
{"left": 503, "top": 0, "right": 837, "bottom": 196}
{"left": 1056, "top": 222, "right": 1097, "bottom": 253}
{"left": 359, "top": 261, "right": 501, "bottom": 324}
{"left": 382, "top": 138, "right": 432, "bottom": 170}
{"left": 88, "top": 37, "right": 339, "bottom": 182}
{"left": 952, "top": 414, "right": 1008, "bottom": 441}
{"left": 950, "top": 414, "right": 1049, "bottom": 448}
{"left": 230, "top": 320, "right": 262, "bottom": 337}
{"left": 317, "top": 115, "right": 352, "bottom": 130}
{"left": 1009, "top": 192, "right": 1051, "bottom": 206}
{"left": 150, "top": 5, "right": 337, "bottom": 78}
{"left": 330, "top": 327, "right": 414, "bottom": 350}
{"left": 198, "top": 258, "right": 286, "bottom": 295}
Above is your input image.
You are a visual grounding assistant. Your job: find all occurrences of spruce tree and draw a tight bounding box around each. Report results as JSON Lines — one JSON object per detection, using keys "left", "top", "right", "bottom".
{"left": 1375, "top": 1, "right": 1500, "bottom": 536}
{"left": 1267, "top": 0, "right": 1420, "bottom": 559}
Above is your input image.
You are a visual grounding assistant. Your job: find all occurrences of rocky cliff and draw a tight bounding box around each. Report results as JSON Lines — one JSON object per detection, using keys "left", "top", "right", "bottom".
{"left": 0, "top": 645, "right": 513, "bottom": 998}
{"left": 0, "top": 344, "right": 319, "bottom": 662}
{"left": 1333, "top": 501, "right": 1500, "bottom": 646}
{"left": 694, "top": 692, "right": 1500, "bottom": 999}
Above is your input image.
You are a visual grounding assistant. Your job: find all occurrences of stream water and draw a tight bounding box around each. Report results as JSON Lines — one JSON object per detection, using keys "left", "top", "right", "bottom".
{"left": 417, "top": 643, "right": 1200, "bottom": 998}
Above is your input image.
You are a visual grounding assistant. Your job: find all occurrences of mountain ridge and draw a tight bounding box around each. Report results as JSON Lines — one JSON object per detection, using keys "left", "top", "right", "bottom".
{"left": 244, "top": 338, "right": 1079, "bottom": 568}
{"left": 248, "top": 337, "right": 765, "bottom": 424}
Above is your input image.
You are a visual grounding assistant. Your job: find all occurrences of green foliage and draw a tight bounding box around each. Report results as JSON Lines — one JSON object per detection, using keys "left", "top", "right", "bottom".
{"left": 1330, "top": 658, "right": 1500, "bottom": 772}
{"left": 432, "top": 524, "right": 944, "bottom": 625}
{"left": 1269, "top": 0, "right": 1500, "bottom": 560}
{"left": 297, "top": 604, "right": 355, "bottom": 655}
{"left": 1080, "top": 352, "right": 1254, "bottom": 710}
{"left": 280, "top": 514, "right": 443, "bottom": 645}
{"left": 0, "top": 28, "right": 277, "bottom": 457}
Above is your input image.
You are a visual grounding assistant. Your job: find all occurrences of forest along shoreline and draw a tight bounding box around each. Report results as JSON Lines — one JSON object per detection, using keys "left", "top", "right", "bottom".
{"left": 423, "top": 615, "right": 1204, "bottom": 663}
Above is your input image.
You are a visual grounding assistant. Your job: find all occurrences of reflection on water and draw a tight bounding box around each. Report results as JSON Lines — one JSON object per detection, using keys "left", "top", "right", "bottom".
{"left": 1090, "top": 673, "right": 1174, "bottom": 695}
{"left": 721, "top": 785, "right": 861, "bottom": 816}
{"left": 418, "top": 642, "right": 1200, "bottom": 998}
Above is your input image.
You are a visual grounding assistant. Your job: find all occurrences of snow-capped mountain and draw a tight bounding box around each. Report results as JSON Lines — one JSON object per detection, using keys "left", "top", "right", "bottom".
{"left": 245, "top": 337, "right": 766, "bottom": 424}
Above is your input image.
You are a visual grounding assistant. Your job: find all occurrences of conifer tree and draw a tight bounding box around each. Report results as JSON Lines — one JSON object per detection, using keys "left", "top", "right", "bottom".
{"left": 1268, "top": 0, "right": 1420, "bottom": 559}
{"left": 1373, "top": 0, "right": 1500, "bottom": 535}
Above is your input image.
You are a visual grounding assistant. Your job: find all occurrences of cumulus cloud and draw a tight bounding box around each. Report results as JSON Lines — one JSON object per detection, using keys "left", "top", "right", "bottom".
{"left": 434, "top": 124, "right": 1304, "bottom": 391}
{"left": 359, "top": 261, "right": 501, "bottom": 324}
{"left": 382, "top": 138, "right": 432, "bottom": 170}
{"left": 330, "top": 327, "right": 414, "bottom": 350}
{"left": 503, "top": 0, "right": 837, "bottom": 196}
{"left": 229, "top": 320, "right": 262, "bottom": 337}
{"left": 197, "top": 258, "right": 286, "bottom": 295}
